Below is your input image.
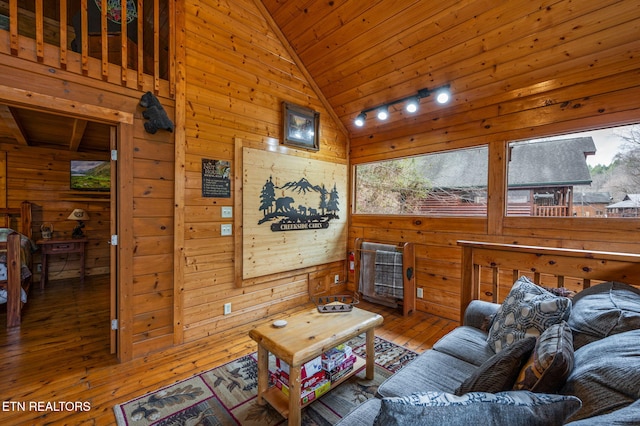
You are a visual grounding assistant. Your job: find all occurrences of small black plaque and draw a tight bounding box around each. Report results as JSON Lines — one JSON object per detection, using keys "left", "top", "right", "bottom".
{"left": 202, "top": 159, "right": 231, "bottom": 198}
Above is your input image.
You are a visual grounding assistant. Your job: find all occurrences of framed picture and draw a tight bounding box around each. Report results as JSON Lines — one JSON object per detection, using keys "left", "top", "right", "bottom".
{"left": 70, "top": 160, "right": 110, "bottom": 191}
{"left": 282, "top": 101, "right": 320, "bottom": 151}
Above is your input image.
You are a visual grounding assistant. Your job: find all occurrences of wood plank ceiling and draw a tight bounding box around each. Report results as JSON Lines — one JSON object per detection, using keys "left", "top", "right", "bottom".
{"left": 1, "top": 1, "right": 637, "bottom": 153}
{"left": 0, "top": 106, "right": 110, "bottom": 152}
{"left": 260, "top": 0, "right": 640, "bottom": 142}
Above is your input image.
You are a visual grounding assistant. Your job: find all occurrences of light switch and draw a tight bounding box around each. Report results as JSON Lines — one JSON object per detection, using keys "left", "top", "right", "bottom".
{"left": 221, "top": 224, "right": 233, "bottom": 236}
{"left": 221, "top": 206, "right": 233, "bottom": 218}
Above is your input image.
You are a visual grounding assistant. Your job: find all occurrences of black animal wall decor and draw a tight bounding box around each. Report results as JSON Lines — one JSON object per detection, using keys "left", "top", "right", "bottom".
{"left": 257, "top": 176, "right": 341, "bottom": 232}
{"left": 139, "top": 91, "right": 174, "bottom": 134}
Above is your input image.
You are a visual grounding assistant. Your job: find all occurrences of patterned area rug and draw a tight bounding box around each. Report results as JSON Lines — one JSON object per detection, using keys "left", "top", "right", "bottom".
{"left": 114, "top": 335, "right": 417, "bottom": 425}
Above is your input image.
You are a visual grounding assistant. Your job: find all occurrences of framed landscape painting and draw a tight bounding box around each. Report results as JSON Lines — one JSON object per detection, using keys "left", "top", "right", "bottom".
{"left": 282, "top": 101, "right": 320, "bottom": 151}
{"left": 70, "top": 160, "right": 110, "bottom": 191}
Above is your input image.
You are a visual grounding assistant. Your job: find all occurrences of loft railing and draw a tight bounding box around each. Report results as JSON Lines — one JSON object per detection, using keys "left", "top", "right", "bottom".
{"left": 0, "top": 0, "right": 174, "bottom": 96}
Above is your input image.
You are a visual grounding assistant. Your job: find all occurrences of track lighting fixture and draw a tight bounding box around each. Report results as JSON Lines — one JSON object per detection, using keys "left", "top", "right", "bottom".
{"left": 435, "top": 87, "right": 450, "bottom": 104}
{"left": 376, "top": 105, "right": 389, "bottom": 120}
{"left": 354, "top": 112, "right": 366, "bottom": 127}
{"left": 405, "top": 97, "right": 419, "bottom": 113}
{"left": 353, "top": 84, "right": 451, "bottom": 127}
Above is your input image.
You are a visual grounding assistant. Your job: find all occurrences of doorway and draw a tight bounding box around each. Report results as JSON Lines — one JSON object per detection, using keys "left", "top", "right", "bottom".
{"left": 0, "top": 99, "right": 129, "bottom": 360}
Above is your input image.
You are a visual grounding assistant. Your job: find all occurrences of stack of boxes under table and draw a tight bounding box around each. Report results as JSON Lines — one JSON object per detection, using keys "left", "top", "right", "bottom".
{"left": 272, "top": 343, "right": 357, "bottom": 405}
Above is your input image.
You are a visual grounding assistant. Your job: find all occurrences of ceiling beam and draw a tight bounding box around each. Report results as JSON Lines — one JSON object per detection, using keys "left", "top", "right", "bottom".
{"left": 69, "top": 119, "right": 88, "bottom": 151}
{"left": 0, "top": 105, "right": 29, "bottom": 145}
{"left": 0, "top": 84, "right": 134, "bottom": 124}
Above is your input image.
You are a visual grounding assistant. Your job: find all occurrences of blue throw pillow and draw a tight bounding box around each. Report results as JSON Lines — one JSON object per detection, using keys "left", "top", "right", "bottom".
{"left": 373, "top": 391, "right": 581, "bottom": 426}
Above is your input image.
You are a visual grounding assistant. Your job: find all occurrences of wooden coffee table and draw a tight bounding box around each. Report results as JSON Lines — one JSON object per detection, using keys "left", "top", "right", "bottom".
{"left": 249, "top": 305, "right": 383, "bottom": 425}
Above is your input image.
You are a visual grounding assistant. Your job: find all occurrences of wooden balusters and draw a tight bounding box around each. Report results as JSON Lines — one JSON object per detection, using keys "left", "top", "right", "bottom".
{"left": 137, "top": 0, "right": 144, "bottom": 89}
{"left": 34, "top": 0, "right": 43, "bottom": 61}
{"left": 120, "top": 0, "right": 128, "bottom": 84}
{"left": 59, "top": 0, "right": 68, "bottom": 68}
{"left": 2, "top": 0, "right": 171, "bottom": 95}
{"left": 100, "top": 0, "right": 108, "bottom": 79}
{"left": 9, "top": 0, "right": 17, "bottom": 54}
{"left": 81, "top": 0, "right": 88, "bottom": 73}
{"left": 153, "top": 0, "right": 160, "bottom": 92}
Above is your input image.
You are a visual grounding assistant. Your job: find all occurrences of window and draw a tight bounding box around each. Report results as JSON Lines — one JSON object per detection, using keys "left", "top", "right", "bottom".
{"left": 506, "top": 124, "right": 640, "bottom": 218}
{"left": 354, "top": 146, "right": 488, "bottom": 216}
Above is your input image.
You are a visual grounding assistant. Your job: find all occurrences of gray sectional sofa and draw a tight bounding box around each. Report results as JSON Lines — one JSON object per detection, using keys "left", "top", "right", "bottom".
{"left": 336, "top": 279, "right": 640, "bottom": 426}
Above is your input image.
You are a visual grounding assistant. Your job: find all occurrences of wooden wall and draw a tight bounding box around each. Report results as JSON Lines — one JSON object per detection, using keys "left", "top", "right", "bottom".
{"left": 0, "top": 0, "right": 348, "bottom": 361}
{"left": 0, "top": 51, "right": 175, "bottom": 360}
{"left": 130, "top": 117, "right": 175, "bottom": 358}
{"left": 0, "top": 143, "right": 109, "bottom": 279}
{"left": 175, "top": 0, "right": 349, "bottom": 345}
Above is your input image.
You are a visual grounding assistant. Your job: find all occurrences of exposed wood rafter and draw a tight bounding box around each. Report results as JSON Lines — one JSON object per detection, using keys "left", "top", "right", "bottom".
{"left": 0, "top": 104, "right": 29, "bottom": 145}
{"left": 69, "top": 119, "right": 88, "bottom": 151}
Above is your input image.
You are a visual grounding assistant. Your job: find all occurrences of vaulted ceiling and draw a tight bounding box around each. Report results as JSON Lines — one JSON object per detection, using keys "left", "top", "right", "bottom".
{"left": 1, "top": 1, "right": 636, "bottom": 152}
{"left": 260, "top": 0, "right": 639, "bottom": 140}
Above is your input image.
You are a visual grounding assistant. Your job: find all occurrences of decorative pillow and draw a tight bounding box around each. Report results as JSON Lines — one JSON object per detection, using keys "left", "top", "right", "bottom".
{"left": 0, "top": 227, "right": 37, "bottom": 252}
{"left": 373, "top": 390, "right": 581, "bottom": 426}
{"left": 455, "top": 337, "right": 535, "bottom": 395}
{"left": 563, "top": 399, "right": 640, "bottom": 425}
{"left": 541, "top": 286, "right": 576, "bottom": 299}
{"left": 0, "top": 227, "right": 13, "bottom": 240}
{"left": 480, "top": 313, "right": 496, "bottom": 332}
{"left": 487, "top": 276, "right": 572, "bottom": 353}
{"left": 514, "top": 320, "right": 574, "bottom": 393}
{"left": 560, "top": 329, "right": 640, "bottom": 422}
{"left": 568, "top": 281, "right": 640, "bottom": 349}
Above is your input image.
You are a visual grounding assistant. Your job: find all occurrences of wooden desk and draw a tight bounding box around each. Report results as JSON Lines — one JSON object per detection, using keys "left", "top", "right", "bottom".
{"left": 249, "top": 306, "right": 383, "bottom": 425}
{"left": 37, "top": 238, "right": 87, "bottom": 289}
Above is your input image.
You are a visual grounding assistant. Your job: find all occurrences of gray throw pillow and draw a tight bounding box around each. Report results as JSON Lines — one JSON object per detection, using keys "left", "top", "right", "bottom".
{"left": 563, "top": 399, "right": 640, "bottom": 425}
{"left": 487, "top": 276, "right": 572, "bottom": 353}
{"left": 455, "top": 337, "right": 536, "bottom": 395}
{"left": 569, "top": 281, "right": 640, "bottom": 349}
{"left": 560, "top": 329, "right": 640, "bottom": 422}
{"left": 373, "top": 390, "right": 581, "bottom": 426}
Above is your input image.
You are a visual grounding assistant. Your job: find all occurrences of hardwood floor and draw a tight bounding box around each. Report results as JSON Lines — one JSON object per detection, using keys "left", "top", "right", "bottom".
{"left": 0, "top": 275, "right": 457, "bottom": 425}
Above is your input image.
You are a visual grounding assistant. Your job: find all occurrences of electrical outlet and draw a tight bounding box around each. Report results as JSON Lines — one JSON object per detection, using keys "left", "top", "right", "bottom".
{"left": 334, "top": 274, "right": 340, "bottom": 284}
{"left": 221, "top": 206, "right": 233, "bottom": 218}
{"left": 224, "top": 303, "right": 232, "bottom": 315}
{"left": 221, "top": 224, "right": 233, "bottom": 236}
{"left": 417, "top": 288, "right": 424, "bottom": 298}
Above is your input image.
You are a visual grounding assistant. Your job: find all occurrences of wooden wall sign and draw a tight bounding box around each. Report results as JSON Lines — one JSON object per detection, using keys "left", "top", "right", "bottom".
{"left": 242, "top": 147, "right": 347, "bottom": 279}
{"left": 202, "top": 158, "right": 231, "bottom": 198}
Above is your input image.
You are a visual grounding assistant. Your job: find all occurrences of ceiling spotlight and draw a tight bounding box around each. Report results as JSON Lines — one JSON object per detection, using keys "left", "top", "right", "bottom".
{"left": 377, "top": 105, "right": 389, "bottom": 120}
{"left": 354, "top": 112, "right": 366, "bottom": 127}
{"left": 405, "top": 97, "right": 419, "bottom": 113}
{"left": 435, "top": 87, "right": 451, "bottom": 104}
{"left": 353, "top": 84, "right": 451, "bottom": 127}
